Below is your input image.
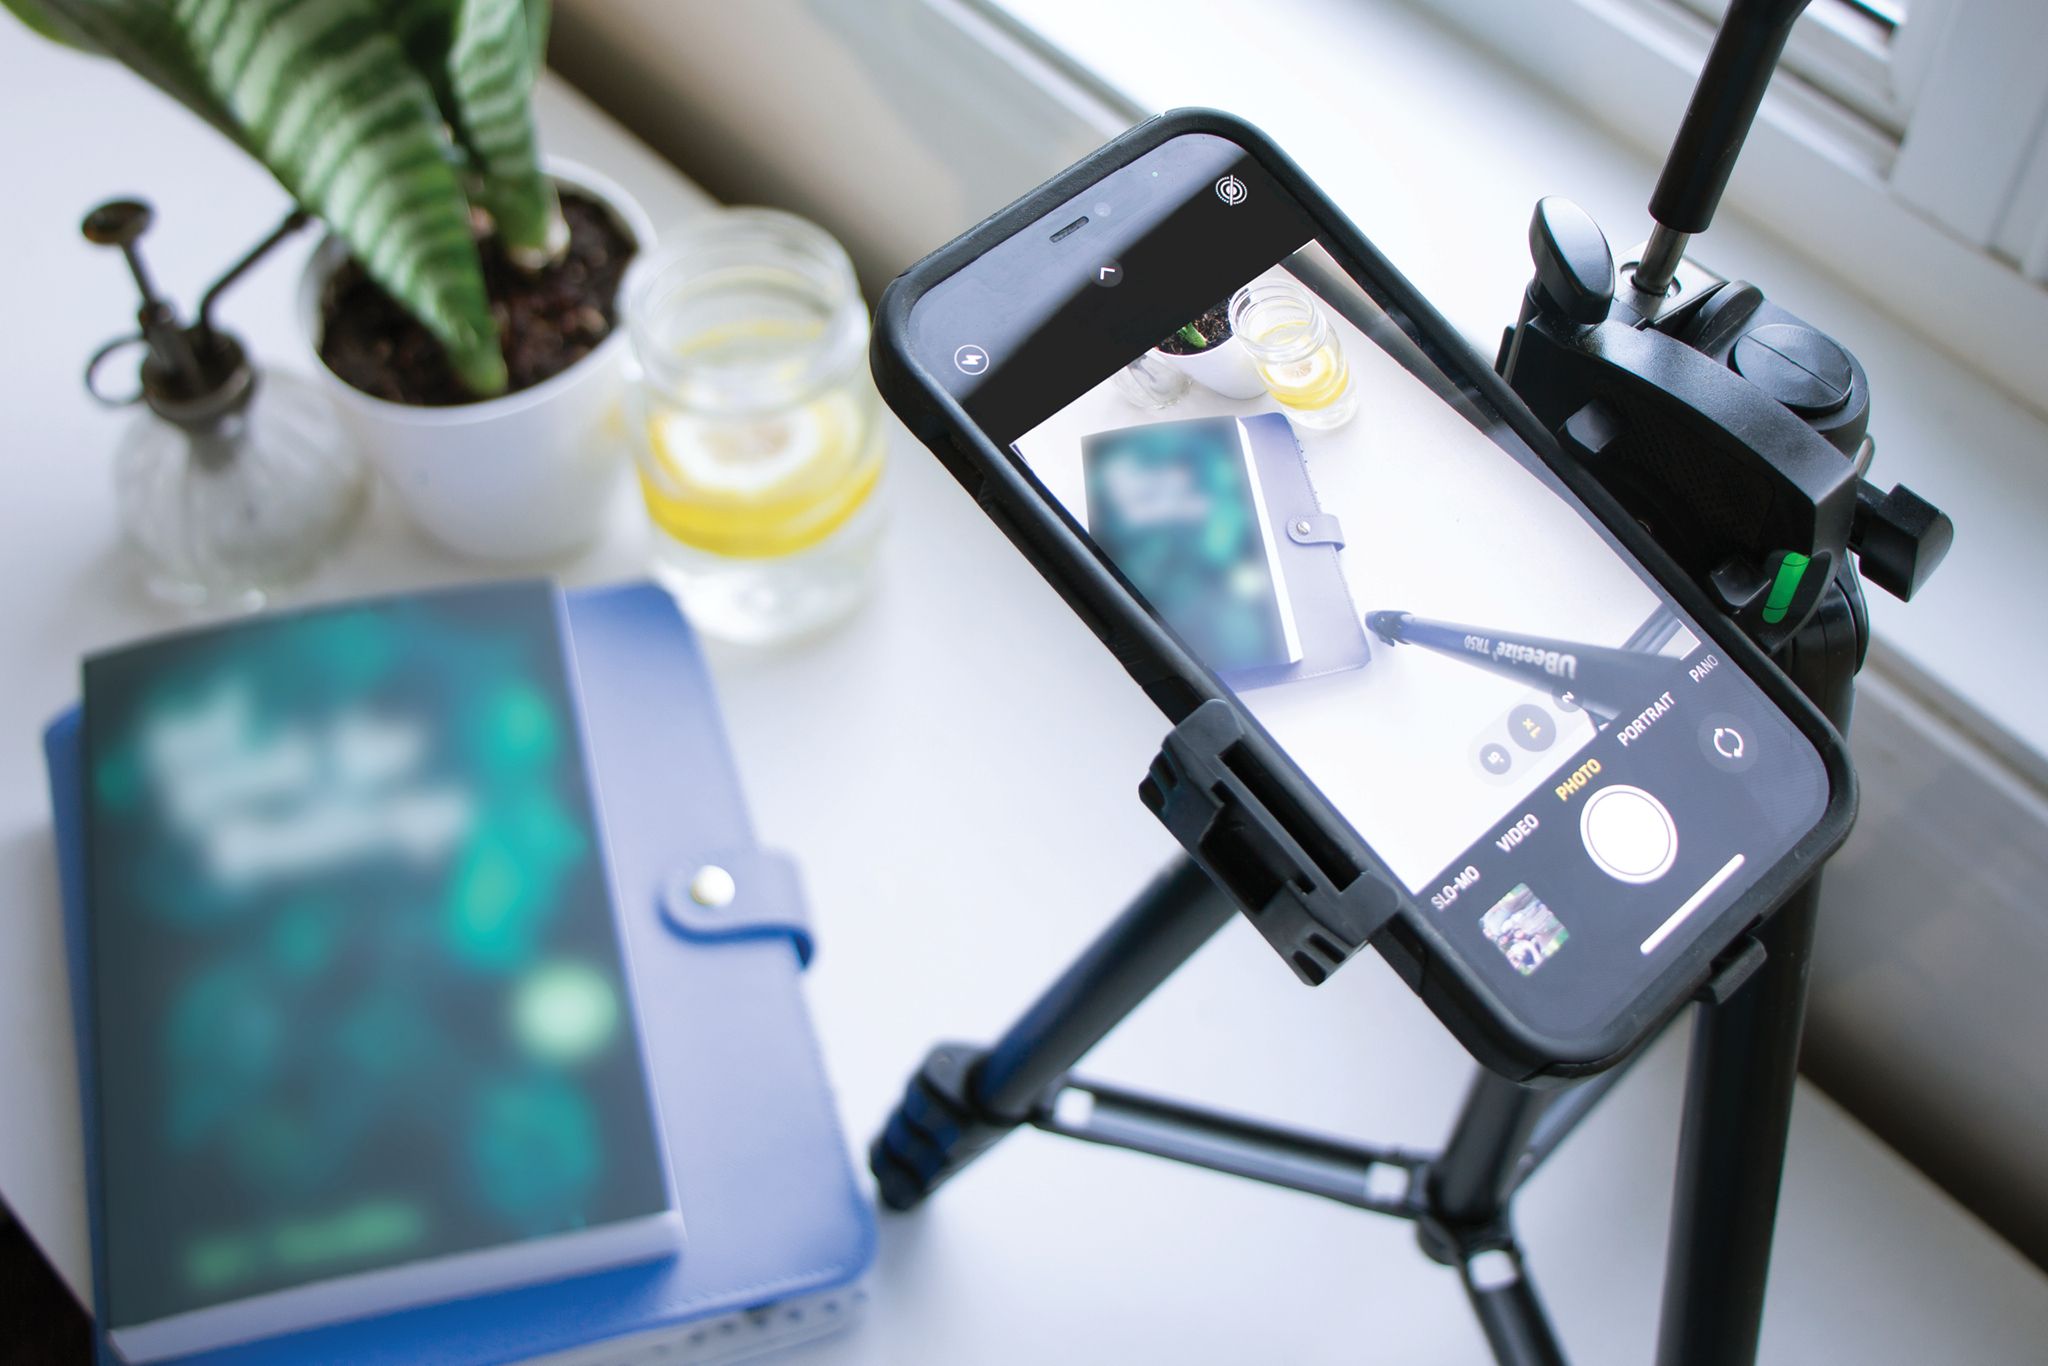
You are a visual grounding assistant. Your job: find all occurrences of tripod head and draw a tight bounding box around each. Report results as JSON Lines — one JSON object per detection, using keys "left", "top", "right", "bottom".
{"left": 1499, "top": 0, "right": 1951, "bottom": 655}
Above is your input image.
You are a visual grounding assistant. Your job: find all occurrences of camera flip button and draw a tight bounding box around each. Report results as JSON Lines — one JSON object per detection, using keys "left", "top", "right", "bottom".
{"left": 1697, "top": 712, "right": 1760, "bottom": 774}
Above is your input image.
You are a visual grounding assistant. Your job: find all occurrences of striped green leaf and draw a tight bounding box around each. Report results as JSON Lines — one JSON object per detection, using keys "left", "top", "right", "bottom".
{"left": 447, "top": 0, "right": 562, "bottom": 265}
{"left": 370, "top": 0, "right": 561, "bottom": 262}
{"left": 171, "top": 0, "right": 506, "bottom": 393}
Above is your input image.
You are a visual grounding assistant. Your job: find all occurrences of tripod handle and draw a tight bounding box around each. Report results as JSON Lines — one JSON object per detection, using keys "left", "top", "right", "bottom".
{"left": 1652, "top": 0, "right": 1809, "bottom": 233}
{"left": 1635, "top": 0, "right": 1809, "bottom": 293}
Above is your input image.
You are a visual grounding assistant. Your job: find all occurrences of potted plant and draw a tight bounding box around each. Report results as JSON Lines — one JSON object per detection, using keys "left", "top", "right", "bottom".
{"left": 7, "top": 0, "right": 650, "bottom": 561}
{"left": 301, "top": 157, "right": 654, "bottom": 561}
{"left": 1150, "top": 296, "right": 1267, "bottom": 400}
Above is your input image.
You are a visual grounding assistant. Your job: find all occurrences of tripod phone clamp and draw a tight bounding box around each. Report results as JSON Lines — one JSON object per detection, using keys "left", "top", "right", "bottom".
{"left": 873, "top": 2, "right": 1953, "bottom": 1363}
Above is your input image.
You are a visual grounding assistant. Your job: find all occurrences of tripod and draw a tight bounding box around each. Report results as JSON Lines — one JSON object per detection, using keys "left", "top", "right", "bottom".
{"left": 872, "top": 591, "right": 1852, "bottom": 1366}
{"left": 871, "top": 3, "right": 1950, "bottom": 1362}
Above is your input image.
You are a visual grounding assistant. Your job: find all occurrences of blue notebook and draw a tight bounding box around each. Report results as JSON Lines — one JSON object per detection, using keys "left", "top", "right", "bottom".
{"left": 45, "top": 582, "right": 876, "bottom": 1365}
{"left": 1232, "top": 412, "right": 1371, "bottom": 691}
{"left": 1077, "top": 413, "right": 1368, "bottom": 693}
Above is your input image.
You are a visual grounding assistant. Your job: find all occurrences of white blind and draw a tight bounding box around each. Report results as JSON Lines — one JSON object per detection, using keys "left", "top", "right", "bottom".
{"left": 1887, "top": 0, "right": 2048, "bottom": 281}
{"left": 1674, "top": 0, "right": 1912, "bottom": 135}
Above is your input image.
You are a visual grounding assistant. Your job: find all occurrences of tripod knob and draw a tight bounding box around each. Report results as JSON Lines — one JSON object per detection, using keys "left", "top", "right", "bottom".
{"left": 1733, "top": 323, "right": 1852, "bottom": 416}
{"left": 1851, "top": 480, "right": 1952, "bottom": 601}
{"left": 1528, "top": 198, "right": 1613, "bottom": 324}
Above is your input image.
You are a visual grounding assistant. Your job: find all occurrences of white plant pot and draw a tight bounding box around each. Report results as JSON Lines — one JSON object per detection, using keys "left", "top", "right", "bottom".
{"left": 299, "top": 159, "right": 657, "bottom": 562}
{"left": 1152, "top": 334, "right": 1267, "bottom": 400}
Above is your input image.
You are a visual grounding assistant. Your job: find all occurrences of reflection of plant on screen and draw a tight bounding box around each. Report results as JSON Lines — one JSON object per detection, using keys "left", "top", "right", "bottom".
{"left": 1157, "top": 298, "right": 1232, "bottom": 354}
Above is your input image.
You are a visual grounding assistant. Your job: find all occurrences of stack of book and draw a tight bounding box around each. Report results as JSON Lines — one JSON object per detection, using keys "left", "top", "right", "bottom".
{"left": 44, "top": 581, "right": 874, "bottom": 1366}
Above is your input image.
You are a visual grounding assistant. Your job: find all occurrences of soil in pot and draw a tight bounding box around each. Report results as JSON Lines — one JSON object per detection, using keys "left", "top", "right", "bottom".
{"left": 1155, "top": 297, "right": 1233, "bottom": 356}
{"left": 319, "top": 190, "right": 636, "bottom": 407}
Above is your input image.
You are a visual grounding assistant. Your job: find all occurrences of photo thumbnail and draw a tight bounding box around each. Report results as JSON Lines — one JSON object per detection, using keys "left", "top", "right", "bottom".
{"left": 1480, "top": 883, "right": 1570, "bottom": 976}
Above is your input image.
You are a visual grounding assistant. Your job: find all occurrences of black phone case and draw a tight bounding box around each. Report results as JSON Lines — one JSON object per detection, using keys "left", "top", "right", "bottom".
{"left": 869, "top": 108, "right": 1856, "bottom": 1080}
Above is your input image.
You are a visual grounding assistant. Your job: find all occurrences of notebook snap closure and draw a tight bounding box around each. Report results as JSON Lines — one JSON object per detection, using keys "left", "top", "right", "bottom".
{"left": 1285, "top": 513, "right": 1345, "bottom": 547}
{"left": 689, "top": 864, "right": 737, "bottom": 908}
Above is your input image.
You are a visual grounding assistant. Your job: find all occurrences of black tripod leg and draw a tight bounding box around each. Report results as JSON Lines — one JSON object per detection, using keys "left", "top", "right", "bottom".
{"left": 1653, "top": 875, "right": 1821, "bottom": 1366}
{"left": 1430, "top": 1071, "right": 1552, "bottom": 1227}
{"left": 1423, "top": 1072, "right": 1569, "bottom": 1366}
{"left": 1655, "top": 577, "right": 1860, "bottom": 1365}
{"left": 1464, "top": 1246, "right": 1569, "bottom": 1366}
{"left": 871, "top": 856, "right": 1237, "bottom": 1210}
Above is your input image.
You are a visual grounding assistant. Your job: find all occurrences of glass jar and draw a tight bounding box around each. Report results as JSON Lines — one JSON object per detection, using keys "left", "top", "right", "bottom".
{"left": 625, "top": 209, "right": 887, "bottom": 644}
{"left": 1229, "top": 282, "right": 1357, "bottom": 429}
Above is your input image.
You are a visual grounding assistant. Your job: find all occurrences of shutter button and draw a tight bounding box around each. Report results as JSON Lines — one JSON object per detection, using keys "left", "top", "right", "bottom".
{"left": 1579, "top": 785, "right": 1679, "bottom": 884}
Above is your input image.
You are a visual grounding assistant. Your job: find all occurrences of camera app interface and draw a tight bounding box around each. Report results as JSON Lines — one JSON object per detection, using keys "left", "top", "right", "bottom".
{"left": 914, "top": 134, "right": 1828, "bottom": 1028}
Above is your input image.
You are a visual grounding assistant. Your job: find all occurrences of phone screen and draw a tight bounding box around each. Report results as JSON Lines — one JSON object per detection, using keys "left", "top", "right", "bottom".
{"left": 909, "top": 133, "right": 1829, "bottom": 1031}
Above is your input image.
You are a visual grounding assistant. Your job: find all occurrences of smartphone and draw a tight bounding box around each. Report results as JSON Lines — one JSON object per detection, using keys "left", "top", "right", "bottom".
{"left": 872, "top": 111, "right": 1853, "bottom": 1078}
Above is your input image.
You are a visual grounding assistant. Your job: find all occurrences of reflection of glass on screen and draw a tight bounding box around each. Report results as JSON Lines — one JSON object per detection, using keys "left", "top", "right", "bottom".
{"left": 1013, "top": 246, "right": 1708, "bottom": 894}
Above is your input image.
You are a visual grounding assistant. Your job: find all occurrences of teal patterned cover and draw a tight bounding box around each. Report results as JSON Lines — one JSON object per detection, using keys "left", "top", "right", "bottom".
{"left": 78, "top": 582, "right": 670, "bottom": 1333}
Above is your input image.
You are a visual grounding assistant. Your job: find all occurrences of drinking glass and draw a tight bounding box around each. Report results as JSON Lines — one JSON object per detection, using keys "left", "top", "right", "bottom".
{"left": 625, "top": 209, "right": 886, "bottom": 644}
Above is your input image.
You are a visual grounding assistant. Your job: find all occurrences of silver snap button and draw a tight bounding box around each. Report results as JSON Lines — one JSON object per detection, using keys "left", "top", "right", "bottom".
{"left": 688, "top": 865, "right": 737, "bottom": 907}
{"left": 1295, "top": 520, "right": 1312, "bottom": 534}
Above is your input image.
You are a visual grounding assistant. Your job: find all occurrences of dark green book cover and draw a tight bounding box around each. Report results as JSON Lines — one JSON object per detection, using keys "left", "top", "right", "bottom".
{"left": 81, "top": 582, "right": 675, "bottom": 1357}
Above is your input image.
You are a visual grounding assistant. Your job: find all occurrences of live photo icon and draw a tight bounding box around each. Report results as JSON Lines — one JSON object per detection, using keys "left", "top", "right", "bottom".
{"left": 1215, "top": 174, "right": 1248, "bottom": 206}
